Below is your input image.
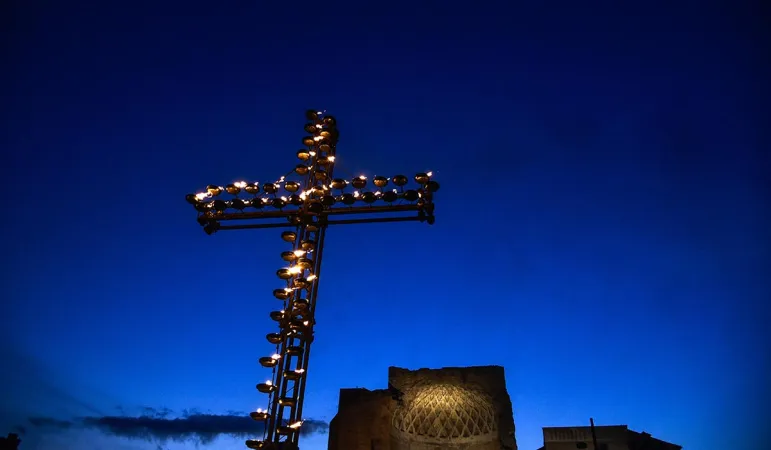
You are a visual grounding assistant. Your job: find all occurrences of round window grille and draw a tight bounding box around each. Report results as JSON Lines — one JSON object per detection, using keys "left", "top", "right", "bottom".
{"left": 392, "top": 384, "right": 497, "bottom": 443}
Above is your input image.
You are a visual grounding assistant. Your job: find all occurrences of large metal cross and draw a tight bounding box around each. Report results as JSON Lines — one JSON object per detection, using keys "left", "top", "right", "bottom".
{"left": 185, "top": 110, "right": 439, "bottom": 450}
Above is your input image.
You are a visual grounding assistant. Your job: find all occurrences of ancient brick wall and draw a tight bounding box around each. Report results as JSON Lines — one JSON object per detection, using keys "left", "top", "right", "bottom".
{"left": 328, "top": 388, "right": 393, "bottom": 450}
{"left": 389, "top": 366, "right": 517, "bottom": 450}
{"left": 328, "top": 366, "right": 517, "bottom": 450}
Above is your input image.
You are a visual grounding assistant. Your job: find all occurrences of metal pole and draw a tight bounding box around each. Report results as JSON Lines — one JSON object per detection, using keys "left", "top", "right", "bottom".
{"left": 590, "top": 418, "right": 599, "bottom": 450}
{"left": 290, "top": 223, "right": 327, "bottom": 446}
{"left": 216, "top": 215, "right": 424, "bottom": 231}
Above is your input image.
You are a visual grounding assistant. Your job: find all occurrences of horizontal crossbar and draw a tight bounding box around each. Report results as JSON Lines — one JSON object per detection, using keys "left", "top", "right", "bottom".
{"left": 216, "top": 215, "right": 426, "bottom": 231}
{"left": 202, "top": 204, "right": 423, "bottom": 222}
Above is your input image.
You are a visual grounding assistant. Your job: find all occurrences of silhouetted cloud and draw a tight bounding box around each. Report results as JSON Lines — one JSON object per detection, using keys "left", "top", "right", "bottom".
{"left": 26, "top": 407, "right": 328, "bottom": 445}
{"left": 27, "top": 417, "right": 74, "bottom": 429}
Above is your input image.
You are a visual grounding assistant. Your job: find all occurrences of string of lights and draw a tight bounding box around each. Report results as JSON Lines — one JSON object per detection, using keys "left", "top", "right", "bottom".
{"left": 185, "top": 110, "right": 439, "bottom": 450}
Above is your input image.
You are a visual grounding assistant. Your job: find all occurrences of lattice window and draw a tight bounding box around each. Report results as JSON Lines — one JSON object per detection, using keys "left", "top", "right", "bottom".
{"left": 392, "top": 384, "right": 497, "bottom": 441}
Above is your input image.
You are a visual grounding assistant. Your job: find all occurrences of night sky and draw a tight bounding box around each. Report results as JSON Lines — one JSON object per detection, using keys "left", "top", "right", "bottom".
{"left": 2, "top": 1, "right": 769, "bottom": 450}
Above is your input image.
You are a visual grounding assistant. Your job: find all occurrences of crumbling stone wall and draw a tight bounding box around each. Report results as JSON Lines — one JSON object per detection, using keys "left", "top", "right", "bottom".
{"left": 389, "top": 366, "right": 517, "bottom": 450}
{"left": 328, "top": 366, "right": 517, "bottom": 450}
{"left": 328, "top": 388, "right": 393, "bottom": 450}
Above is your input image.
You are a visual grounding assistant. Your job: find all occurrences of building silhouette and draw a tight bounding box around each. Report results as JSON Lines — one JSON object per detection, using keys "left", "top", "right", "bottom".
{"left": 0, "top": 433, "right": 21, "bottom": 450}
{"left": 539, "top": 425, "right": 681, "bottom": 450}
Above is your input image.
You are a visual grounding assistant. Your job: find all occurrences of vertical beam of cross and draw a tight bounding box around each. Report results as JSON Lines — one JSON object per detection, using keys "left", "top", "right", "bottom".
{"left": 185, "top": 110, "right": 439, "bottom": 449}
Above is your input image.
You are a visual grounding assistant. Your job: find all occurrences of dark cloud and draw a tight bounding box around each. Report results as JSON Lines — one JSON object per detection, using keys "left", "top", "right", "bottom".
{"left": 26, "top": 407, "right": 328, "bottom": 445}
{"left": 27, "top": 417, "right": 74, "bottom": 429}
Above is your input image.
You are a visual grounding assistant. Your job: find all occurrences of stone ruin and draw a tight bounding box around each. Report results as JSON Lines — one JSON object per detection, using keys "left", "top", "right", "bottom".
{"left": 328, "top": 365, "right": 517, "bottom": 450}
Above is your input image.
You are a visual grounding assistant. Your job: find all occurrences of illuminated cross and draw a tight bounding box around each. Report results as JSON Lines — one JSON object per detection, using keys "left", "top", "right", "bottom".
{"left": 184, "top": 110, "right": 439, "bottom": 450}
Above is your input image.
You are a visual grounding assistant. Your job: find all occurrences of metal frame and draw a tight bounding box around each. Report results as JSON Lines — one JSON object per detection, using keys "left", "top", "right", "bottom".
{"left": 185, "top": 110, "right": 438, "bottom": 450}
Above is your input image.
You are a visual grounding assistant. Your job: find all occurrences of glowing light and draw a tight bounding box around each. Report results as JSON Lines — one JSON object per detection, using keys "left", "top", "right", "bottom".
{"left": 289, "top": 421, "right": 303, "bottom": 429}
{"left": 307, "top": 275, "right": 317, "bottom": 281}
{"left": 289, "top": 266, "right": 302, "bottom": 274}
{"left": 328, "top": 156, "right": 335, "bottom": 162}
{"left": 234, "top": 181, "right": 247, "bottom": 188}
{"left": 427, "top": 171, "right": 433, "bottom": 177}
{"left": 293, "top": 250, "right": 306, "bottom": 257}
{"left": 358, "top": 175, "right": 367, "bottom": 180}
{"left": 353, "top": 191, "right": 360, "bottom": 197}
{"left": 265, "top": 380, "right": 272, "bottom": 386}
{"left": 195, "top": 192, "right": 209, "bottom": 201}
{"left": 309, "top": 151, "right": 316, "bottom": 156}
{"left": 271, "top": 353, "right": 281, "bottom": 360}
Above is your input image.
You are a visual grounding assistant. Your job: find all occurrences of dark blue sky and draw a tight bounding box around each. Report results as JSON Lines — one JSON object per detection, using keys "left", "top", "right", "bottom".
{"left": 3, "top": 1, "right": 768, "bottom": 449}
